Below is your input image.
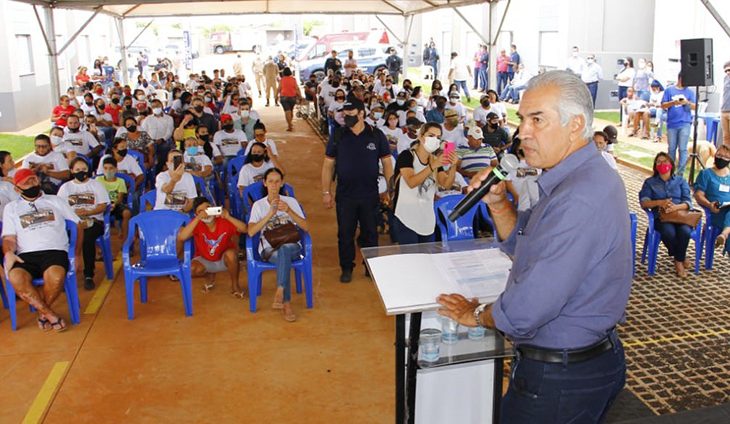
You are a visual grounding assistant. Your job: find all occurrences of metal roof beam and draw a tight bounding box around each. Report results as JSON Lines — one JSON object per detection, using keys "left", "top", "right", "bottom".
{"left": 57, "top": 7, "right": 101, "bottom": 55}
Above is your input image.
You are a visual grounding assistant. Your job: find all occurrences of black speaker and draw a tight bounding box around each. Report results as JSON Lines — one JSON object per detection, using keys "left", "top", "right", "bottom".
{"left": 680, "top": 38, "right": 713, "bottom": 87}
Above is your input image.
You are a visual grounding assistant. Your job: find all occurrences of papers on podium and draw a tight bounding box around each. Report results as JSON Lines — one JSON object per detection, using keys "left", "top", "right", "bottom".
{"left": 367, "top": 248, "right": 512, "bottom": 315}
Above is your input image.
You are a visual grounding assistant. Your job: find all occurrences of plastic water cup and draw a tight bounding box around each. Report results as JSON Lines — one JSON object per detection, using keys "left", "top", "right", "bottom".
{"left": 420, "top": 328, "right": 442, "bottom": 362}
{"left": 468, "top": 325, "right": 486, "bottom": 340}
{"left": 440, "top": 316, "right": 459, "bottom": 344}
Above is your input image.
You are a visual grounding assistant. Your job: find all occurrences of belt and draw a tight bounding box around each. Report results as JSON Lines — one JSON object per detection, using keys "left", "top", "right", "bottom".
{"left": 516, "top": 337, "right": 614, "bottom": 364}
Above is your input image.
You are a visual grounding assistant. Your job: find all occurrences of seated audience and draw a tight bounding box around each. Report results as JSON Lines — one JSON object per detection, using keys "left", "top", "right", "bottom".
{"left": 96, "top": 156, "right": 132, "bottom": 240}
{"left": 155, "top": 150, "right": 197, "bottom": 213}
{"left": 693, "top": 145, "right": 730, "bottom": 250}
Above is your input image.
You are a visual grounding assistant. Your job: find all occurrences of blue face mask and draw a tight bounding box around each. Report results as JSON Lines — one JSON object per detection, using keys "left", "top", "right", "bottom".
{"left": 186, "top": 146, "right": 199, "bottom": 156}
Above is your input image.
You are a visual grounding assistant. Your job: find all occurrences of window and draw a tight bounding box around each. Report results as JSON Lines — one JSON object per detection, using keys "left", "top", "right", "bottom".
{"left": 16, "top": 34, "right": 34, "bottom": 75}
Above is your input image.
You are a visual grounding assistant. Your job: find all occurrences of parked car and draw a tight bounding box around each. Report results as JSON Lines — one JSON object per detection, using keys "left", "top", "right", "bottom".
{"left": 298, "top": 45, "right": 391, "bottom": 82}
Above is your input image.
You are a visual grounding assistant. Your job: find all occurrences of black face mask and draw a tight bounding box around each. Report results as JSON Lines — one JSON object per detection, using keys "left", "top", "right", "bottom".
{"left": 98, "top": 104, "right": 106, "bottom": 110}
{"left": 200, "top": 134, "right": 210, "bottom": 142}
{"left": 85, "top": 101, "right": 93, "bottom": 106}
{"left": 117, "top": 148, "right": 128, "bottom": 157}
{"left": 125, "top": 105, "right": 133, "bottom": 110}
{"left": 126, "top": 125, "right": 137, "bottom": 133}
{"left": 332, "top": 82, "right": 340, "bottom": 88}
{"left": 250, "top": 154, "right": 265, "bottom": 162}
{"left": 194, "top": 105, "right": 204, "bottom": 113}
{"left": 68, "top": 127, "right": 80, "bottom": 133}
{"left": 481, "top": 101, "right": 490, "bottom": 108}
{"left": 223, "top": 124, "right": 234, "bottom": 131}
{"left": 489, "top": 123, "right": 500, "bottom": 130}
{"left": 715, "top": 157, "right": 730, "bottom": 169}
{"left": 20, "top": 184, "right": 41, "bottom": 200}
{"left": 344, "top": 115, "right": 359, "bottom": 128}
{"left": 111, "top": 98, "right": 120, "bottom": 105}
{"left": 73, "top": 171, "right": 88, "bottom": 182}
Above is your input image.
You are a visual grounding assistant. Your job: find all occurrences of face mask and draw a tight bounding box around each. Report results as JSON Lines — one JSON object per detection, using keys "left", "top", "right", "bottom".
{"left": 200, "top": 135, "right": 210, "bottom": 142}
{"left": 332, "top": 82, "right": 340, "bottom": 88}
{"left": 715, "top": 157, "right": 730, "bottom": 169}
{"left": 68, "top": 126, "right": 80, "bottom": 133}
{"left": 126, "top": 125, "right": 137, "bottom": 133}
{"left": 344, "top": 115, "right": 359, "bottom": 128}
{"left": 152, "top": 108, "right": 163, "bottom": 115}
{"left": 194, "top": 105, "right": 204, "bottom": 113}
{"left": 112, "top": 98, "right": 120, "bottom": 105}
{"left": 424, "top": 136, "right": 441, "bottom": 153}
{"left": 656, "top": 163, "right": 672, "bottom": 175}
{"left": 104, "top": 170, "right": 116, "bottom": 180}
{"left": 446, "top": 118, "right": 459, "bottom": 127}
{"left": 98, "top": 104, "right": 106, "bottom": 110}
{"left": 587, "top": 58, "right": 595, "bottom": 64}
{"left": 240, "top": 110, "right": 250, "bottom": 118}
{"left": 186, "top": 146, "right": 199, "bottom": 156}
{"left": 51, "top": 135, "right": 63, "bottom": 146}
{"left": 85, "top": 101, "right": 93, "bottom": 106}
{"left": 410, "top": 106, "right": 417, "bottom": 112}
{"left": 373, "top": 111, "right": 383, "bottom": 120}
{"left": 136, "top": 95, "right": 145, "bottom": 101}
{"left": 117, "top": 148, "right": 128, "bottom": 157}
{"left": 490, "top": 123, "right": 500, "bottom": 130}
{"left": 20, "top": 184, "right": 41, "bottom": 200}
{"left": 201, "top": 217, "right": 214, "bottom": 224}
{"left": 73, "top": 171, "right": 88, "bottom": 182}
{"left": 125, "top": 105, "right": 133, "bottom": 110}
{"left": 638, "top": 61, "right": 645, "bottom": 69}
{"left": 223, "top": 124, "right": 234, "bottom": 131}
{"left": 96, "top": 88, "right": 104, "bottom": 95}
{"left": 481, "top": 101, "right": 490, "bottom": 108}
{"left": 205, "top": 96, "right": 212, "bottom": 103}
{"left": 572, "top": 52, "right": 578, "bottom": 58}
{"left": 396, "top": 99, "right": 405, "bottom": 106}
{"left": 250, "top": 153, "right": 264, "bottom": 162}
{"left": 143, "top": 83, "right": 149, "bottom": 88}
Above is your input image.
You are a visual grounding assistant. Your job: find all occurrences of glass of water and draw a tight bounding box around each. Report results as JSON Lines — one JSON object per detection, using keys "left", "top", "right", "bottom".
{"left": 420, "top": 328, "right": 442, "bottom": 362}
{"left": 440, "top": 316, "right": 459, "bottom": 344}
{"left": 468, "top": 325, "right": 486, "bottom": 340}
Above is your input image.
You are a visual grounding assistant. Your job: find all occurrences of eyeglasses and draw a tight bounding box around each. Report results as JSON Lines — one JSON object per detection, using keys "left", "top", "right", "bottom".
{"left": 35, "top": 144, "right": 50, "bottom": 149}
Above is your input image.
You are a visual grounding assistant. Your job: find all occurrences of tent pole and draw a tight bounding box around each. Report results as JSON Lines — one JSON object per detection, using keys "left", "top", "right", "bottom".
{"left": 42, "top": 6, "right": 61, "bottom": 104}
{"left": 402, "top": 14, "right": 413, "bottom": 79}
{"left": 116, "top": 17, "right": 129, "bottom": 85}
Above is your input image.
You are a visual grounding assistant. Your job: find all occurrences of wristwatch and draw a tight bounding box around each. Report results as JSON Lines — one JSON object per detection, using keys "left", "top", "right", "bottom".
{"left": 473, "top": 303, "right": 488, "bottom": 328}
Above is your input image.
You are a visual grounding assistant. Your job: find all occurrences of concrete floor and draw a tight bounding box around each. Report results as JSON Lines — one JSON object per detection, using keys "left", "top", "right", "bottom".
{"left": 0, "top": 105, "right": 395, "bottom": 423}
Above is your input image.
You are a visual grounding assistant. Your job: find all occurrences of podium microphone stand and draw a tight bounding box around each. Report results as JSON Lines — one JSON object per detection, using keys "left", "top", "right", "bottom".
{"left": 688, "top": 85, "right": 705, "bottom": 185}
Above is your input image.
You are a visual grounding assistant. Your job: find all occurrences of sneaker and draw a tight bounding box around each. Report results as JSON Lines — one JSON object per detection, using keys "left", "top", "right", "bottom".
{"left": 340, "top": 268, "right": 353, "bottom": 283}
{"left": 84, "top": 277, "right": 95, "bottom": 291}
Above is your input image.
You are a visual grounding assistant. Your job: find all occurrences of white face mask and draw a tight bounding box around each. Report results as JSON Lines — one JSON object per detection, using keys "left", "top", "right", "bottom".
{"left": 572, "top": 51, "right": 578, "bottom": 58}
{"left": 396, "top": 99, "right": 405, "bottom": 106}
{"left": 152, "top": 108, "right": 163, "bottom": 115}
{"left": 240, "top": 110, "right": 250, "bottom": 118}
{"left": 50, "top": 135, "right": 63, "bottom": 146}
{"left": 424, "top": 136, "right": 440, "bottom": 153}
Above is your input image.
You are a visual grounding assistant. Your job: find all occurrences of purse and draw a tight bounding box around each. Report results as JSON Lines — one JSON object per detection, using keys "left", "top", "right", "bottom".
{"left": 658, "top": 207, "right": 702, "bottom": 228}
{"left": 263, "top": 222, "right": 301, "bottom": 252}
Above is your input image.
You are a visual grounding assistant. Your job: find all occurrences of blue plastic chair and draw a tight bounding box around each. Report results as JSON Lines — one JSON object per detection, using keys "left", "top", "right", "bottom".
{"left": 640, "top": 208, "right": 702, "bottom": 275}
{"left": 3, "top": 220, "right": 81, "bottom": 330}
{"left": 75, "top": 153, "right": 92, "bottom": 169}
{"left": 141, "top": 190, "right": 157, "bottom": 211}
{"left": 245, "top": 228, "right": 313, "bottom": 313}
{"left": 0, "top": 223, "right": 7, "bottom": 310}
{"left": 241, "top": 181, "right": 296, "bottom": 220}
{"left": 700, "top": 206, "right": 724, "bottom": 270}
{"left": 434, "top": 195, "right": 479, "bottom": 241}
{"left": 127, "top": 149, "right": 154, "bottom": 189}
{"left": 226, "top": 156, "right": 245, "bottom": 218}
{"left": 630, "top": 212, "right": 637, "bottom": 276}
{"left": 122, "top": 210, "right": 193, "bottom": 320}
{"left": 115, "top": 172, "right": 136, "bottom": 210}
{"left": 192, "top": 175, "right": 215, "bottom": 205}
{"left": 95, "top": 205, "right": 114, "bottom": 280}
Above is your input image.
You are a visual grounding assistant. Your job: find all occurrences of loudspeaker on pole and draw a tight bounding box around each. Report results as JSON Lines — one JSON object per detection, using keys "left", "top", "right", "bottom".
{"left": 680, "top": 38, "right": 713, "bottom": 87}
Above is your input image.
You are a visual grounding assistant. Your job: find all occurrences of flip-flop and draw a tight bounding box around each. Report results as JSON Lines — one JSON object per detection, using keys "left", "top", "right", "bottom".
{"left": 201, "top": 282, "right": 215, "bottom": 293}
{"left": 283, "top": 308, "right": 296, "bottom": 322}
{"left": 231, "top": 291, "right": 245, "bottom": 299}
{"left": 48, "top": 317, "right": 67, "bottom": 333}
{"left": 37, "top": 318, "right": 52, "bottom": 332}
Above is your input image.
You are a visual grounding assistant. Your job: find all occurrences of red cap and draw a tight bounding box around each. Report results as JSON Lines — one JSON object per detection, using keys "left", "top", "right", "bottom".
{"left": 14, "top": 168, "right": 36, "bottom": 186}
{"left": 220, "top": 114, "right": 233, "bottom": 122}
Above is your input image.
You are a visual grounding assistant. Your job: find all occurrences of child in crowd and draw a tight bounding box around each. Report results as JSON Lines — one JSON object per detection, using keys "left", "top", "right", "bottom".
{"left": 96, "top": 156, "right": 132, "bottom": 240}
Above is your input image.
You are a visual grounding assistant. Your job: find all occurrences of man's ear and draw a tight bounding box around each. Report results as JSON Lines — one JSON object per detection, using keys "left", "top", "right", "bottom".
{"left": 569, "top": 114, "right": 586, "bottom": 143}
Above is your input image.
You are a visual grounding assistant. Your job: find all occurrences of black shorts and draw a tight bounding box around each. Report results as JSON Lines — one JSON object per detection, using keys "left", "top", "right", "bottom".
{"left": 112, "top": 203, "right": 131, "bottom": 221}
{"left": 280, "top": 96, "right": 297, "bottom": 111}
{"left": 13, "top": 250, "right": 69, "bottom": 280}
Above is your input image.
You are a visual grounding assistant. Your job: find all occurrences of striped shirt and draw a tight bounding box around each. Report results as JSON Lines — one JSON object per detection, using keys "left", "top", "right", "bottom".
{"left": 457, "top": 145, "right": 497, "bottom": 173}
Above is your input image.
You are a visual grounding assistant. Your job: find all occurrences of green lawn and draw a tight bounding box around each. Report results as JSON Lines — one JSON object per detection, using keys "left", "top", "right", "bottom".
{"left": 594, "top": 111, "right": 620, "bottom": 123}
{"left": 0, "top": 134, "right": 35, "bottom": 159}
{"left": 613, "top": 142, "right": 656, "bottom": 170}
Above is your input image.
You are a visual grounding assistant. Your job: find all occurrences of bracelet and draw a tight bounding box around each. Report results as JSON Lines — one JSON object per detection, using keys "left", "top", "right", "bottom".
{"left": 473, "top": 303, "right": 487, "bottom": 328}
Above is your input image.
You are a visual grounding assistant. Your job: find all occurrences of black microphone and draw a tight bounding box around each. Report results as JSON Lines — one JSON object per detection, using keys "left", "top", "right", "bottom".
{"left": 448, "top": 154, "right": 519, "bottom": 221}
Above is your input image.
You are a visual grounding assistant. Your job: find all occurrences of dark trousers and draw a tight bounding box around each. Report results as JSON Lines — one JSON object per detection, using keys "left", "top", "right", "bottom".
{"left": 336, "top": 196, "right": 379, "bottom": 270}
{"left": 497, "top": 72, "right": 509, "bottom": 97}
{"left": 473, "top": 68, "right": 480, "bottom": 89}
{"left": 655, "top": 221, "right": 692, "bottom": 261}
{"left": 586, "top": 81, "right": 598, "bottom": 106}
{"left": 618, "top": 86, "right": 628, "bottom": 122}
{"left": 478, "top": 67, "right": 488, "bottom": 91}
{"left": 501, "top": 334, "right": 626, "bottom": 424}
{"left": 393, "top": 216, "right": 434, "bottom": 245}
{"left": 83, "top": 220, "right": 105, "bottom": 279}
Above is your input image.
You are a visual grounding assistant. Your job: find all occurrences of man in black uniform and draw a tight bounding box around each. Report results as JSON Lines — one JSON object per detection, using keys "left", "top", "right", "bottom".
{"left": 386, "top": 48, "right": 403, "bottom": 84}
{"left": 324, "top": 50, "right": 342, "bottom": 76}
{"left": 321, "top": 100, "right": 394, "bottom": 283}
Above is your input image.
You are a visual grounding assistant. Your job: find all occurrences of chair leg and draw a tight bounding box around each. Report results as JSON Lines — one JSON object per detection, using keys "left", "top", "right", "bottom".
{"left": 0, "top": 280, "right": 8, "bottom": 310}
{"left": 65, "top": 278, "right": 81, "bottom": 324}
{"left": 648, "top": 233, "right": 659, "bottom": 276}
{"left": 706, "top": 230, "right": 716, "bottom": 270}
{"left": 641, "top": 231, "right": 649, "bottom": 264}
{"left": 248, "top": 269, "right": 259, "bottom": 313}
{"left": 181, "top": 270, "right": 193, "bottom": 317}
{"left": 305, "top": 263, "right": 313, "bottom": 309}
{"left": 6, "top": 281, "right": 18, "bottom": 330}
{"left": 140, "top": 277, "right": 148, "bottom": 303}
{"left": 101, "top": 238, "right": 114, "bottom": 280}
{"left": 694, "top": 235, "right": 702, "bottom": 275}
{"left": 125, "top": 273, "right": 135, "bottom": 320}
{"left": 295, "top": 269, "right": 303, "bottom": 294}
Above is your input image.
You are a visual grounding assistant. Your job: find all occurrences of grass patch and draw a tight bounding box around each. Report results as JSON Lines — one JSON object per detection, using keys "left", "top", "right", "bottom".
{"left": 613, "top": 143, "right": 656, "bottom": 170}
{"left": 594, "top": 110, "right": 620, "bottom": 123}
{"left": 0, "top": 134, "right": 35, "bottom": 160}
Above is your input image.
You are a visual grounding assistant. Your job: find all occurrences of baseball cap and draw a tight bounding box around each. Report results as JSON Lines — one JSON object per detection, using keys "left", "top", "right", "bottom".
{"left": 603, "top": 125, "right": 618, "bottom": 142}
{"left": 14, "top": 168, "right": 36, "bottom": 186}
{"left": 448, "top": 91, "right": 460, "bottom": 99}
{"left": 342, "top": 99, "right": 365, "bottom": 112}
{"left": 444, "top": 109, "right": 459, "bottom": 119}
{"left": 467, "top": 126, "right": 484, "bottom": 139}
{"left": 220, "top": 113, "right": 233, "bottom": 122}
{"left": 486, "top": 112, "right": 500, "bottom": 120}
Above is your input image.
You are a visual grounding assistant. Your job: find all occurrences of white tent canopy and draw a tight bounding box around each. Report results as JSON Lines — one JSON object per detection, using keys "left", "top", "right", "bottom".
{"left": 16, "top": 0, "right": 493, "bottom": 17}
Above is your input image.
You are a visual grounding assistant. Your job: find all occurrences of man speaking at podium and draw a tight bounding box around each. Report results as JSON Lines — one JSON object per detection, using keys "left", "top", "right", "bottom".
{"left": 438, "top": 70, "right": 632, "bottom": 423}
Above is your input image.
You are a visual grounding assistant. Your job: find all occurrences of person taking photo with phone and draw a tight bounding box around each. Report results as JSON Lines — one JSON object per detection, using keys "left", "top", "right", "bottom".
{"left": 154, "top": 149, "right": 197, "bottom": 213}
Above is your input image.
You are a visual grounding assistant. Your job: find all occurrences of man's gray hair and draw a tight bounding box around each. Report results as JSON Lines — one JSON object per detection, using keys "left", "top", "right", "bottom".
{"left": 525, "top": 70, "right": 594, "bottom": 139}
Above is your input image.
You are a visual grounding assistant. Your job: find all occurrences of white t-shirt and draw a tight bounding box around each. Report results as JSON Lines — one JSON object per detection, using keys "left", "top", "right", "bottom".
{"left": 450, "top": 56, "right": 470, "bottom": 81}
{"left": 96, "top": 154, "right": 144, "bottom": 177}
{"left": 183, "top": 152, "right": 214, "bottom": 174}
{"left": 397, "top": 133, "right": 418, "bottom": 154}
{"left": 1, "top": 194, "right": 80, "bottom": 254}
{"left": 442, "top": 125, "right": 468, "bottom": 148}
{"left": 237, "top": 162, "right": 274, "bottom": 188}
{"left": 379, "top": 126, "right": 405, "bottom": 151}
{"left": 319, "top": 84, "right": 339, "bottom": 108}
{"left": 154, "top": 172, "right": 197, "bottom": 211}
{"left": 473, "top": 106, "right": 493, "bottom": 126}
{"left": 248, "top": 195, "right": 305, "bottom": 254}
{"left": 601, "top": 151, "right": 618, "bottom": 170}
{"left": 445, "top": 102, "right": 467, "bottom": 122}
{"left": 490, "top": 101, "right": 508, "bottom": 119}
{"left": 214, "top": 129, "right": 248, "bottom": 157}
{"left": 57, "top": 178, "right": 110, "bottom": 221}
{"left": 394, "top": 150, "right": 438, "bottom": 235}
{"left": 22, "top": 152, "right": 69, "bottom": 185}
{"left": 0, "top": 181, "right": 20, "bottom": 218}
{"left": 507, "top": 160, "right": 541, "bottom": 212}
{"left": 141, "top": 114, "right": 174, "bottom": 141}
{"left": 238, "top": 82, "right": 253, "bottom": 98}
{"left": 61, "top": 129, "right": 100, "bottom": 155}
{"left": 243, "top": 138, "right": 279, "bottom": 157}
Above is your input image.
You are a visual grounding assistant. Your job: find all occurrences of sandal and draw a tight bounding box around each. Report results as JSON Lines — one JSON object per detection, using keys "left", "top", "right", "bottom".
{"left": 716, "top": 234, "right": 727, "bottom": 249}
{"left": 283, "top": 307, "right": 296, "bottom": 322}
{"left": 272, "top": 290, "right": 284, "bottom": 309}
{"left": 48, "top": 317, "right": 67, "bottom": 333}
{"left": 231, "top": 290, "right": 245, "bottom": 299}
{"left": 201, "top": 282, "right": 215, "bottom": 293}
{"left": 37, "top": 317, "right": 52, "bottom": 332}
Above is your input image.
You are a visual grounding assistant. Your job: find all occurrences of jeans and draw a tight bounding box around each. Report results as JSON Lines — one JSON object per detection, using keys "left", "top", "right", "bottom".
{"left": 428, "top": 62, "right": 439, "bottom": 79}
{"left": 655, "top": 221, "right": 692, "bottom": 262}
{"left": 497, "top": 72, "right": 509, "bottom": 97}
{"left": 393, "top": 216, "right": 434, "bottom": 245}
{"left": 336, "top": 195, "right": 380, "bottom": 270}
{"left": 500, "top": 84, "right": 526, "bottom": 103}
{"left": 651, "top": 108, "right": 664, "bottom": 138}
{"left": 501, "top": 333, "right": 626, "bottom": 424}
{"left": 618, "top": 86, "right": 629, "bottom": 122}
{"left": 83, "top": 220, "right": 105, "bottom": 279}
{"left": 453, "top": 80, "right": 470, "bottom": 100}
{"left": 473, "top": 68, "right": 480, "bottom": 89}
{"left": 265, "top": 243, "right": 301, "bottom": 303}
{"left": 586, "top": 81, "right": 598, "bottom": 106}
{"left": 667, "top": 124, "right": 691, "bottom": 176}
{"left": 478, "top": 67, "right": 488, "bottom": 91}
